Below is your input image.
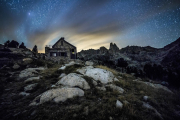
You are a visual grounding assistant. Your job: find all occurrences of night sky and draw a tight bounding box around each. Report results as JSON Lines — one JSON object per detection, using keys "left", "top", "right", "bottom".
{"left": 0, "top": 0, "right": 180, "bottom": 52}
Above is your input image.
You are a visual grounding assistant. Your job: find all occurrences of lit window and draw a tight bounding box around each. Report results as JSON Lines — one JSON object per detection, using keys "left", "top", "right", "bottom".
{"left": 52, "top": 53, "right": 56, "bottom": 56}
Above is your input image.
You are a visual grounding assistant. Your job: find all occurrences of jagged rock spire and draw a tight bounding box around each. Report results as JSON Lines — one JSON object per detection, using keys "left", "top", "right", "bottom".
{"left": 109, "top": 42, "right": 119, "bottom": 54}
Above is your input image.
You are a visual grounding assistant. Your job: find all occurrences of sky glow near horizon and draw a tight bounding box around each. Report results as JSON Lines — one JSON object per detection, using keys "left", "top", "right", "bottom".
{"left": 0, "top": 0, "right": 180, "bottom": 52}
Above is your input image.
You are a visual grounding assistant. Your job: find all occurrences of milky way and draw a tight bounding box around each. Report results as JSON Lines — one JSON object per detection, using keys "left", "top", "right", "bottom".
{"left": 0, "top": 0, "right": 180, "bottom": 52}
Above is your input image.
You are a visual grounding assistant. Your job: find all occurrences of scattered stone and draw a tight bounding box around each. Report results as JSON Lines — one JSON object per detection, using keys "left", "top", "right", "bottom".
{"left": 24, "top": 83, "right": 38, "bottom": 92}
{"left": 77, "top": 66, "right": 93, "bottom": 74}
{"left": 73, "top": 114, "right": 77, "bottom": 117}
{"left": 19, "top": 92, "right": 30, "bottom": 96}
{"left": 161, "top": 81, "right": 169, "bottom": 86}
{"left": 142, "top": 102, "right": 163, "bottom": 119}
{"left": 31, "top": 110, "right": 37, "bottom": 116}
{"left": 24, "top": 76, "right": 40, "bottom": 83}
{"left": 51, "top": 85, "right": 56, "bottom": 88}
{"left": 75, "top": 59, "right": 84, "bottom": 65}
{"left": 77, "top": 67, "right": 114, "bottom": 84}
{"left": 113, "top": 77, "right": 119, "bottom": 81}
{"left": 85, "top": 61, "right": 94, "bottom": 66}
{"left": 92, "top": 80, "right": 98, "bottom": 86}
{"left": 22, "top": 58, "right": 33, "bottom": 65}
{"left": 131, "top": 73, "right": 135, "bottom": 76}
{"left": 59, "top": 73, "right": 66, "bottom": 78}
{"left": 116, "top": 100, "right": 123, "bottom": 109}
{"left": 56, "top": 73, "right": 90, "bottom": 90}
{"left": 106, "top": 84, "right": 124, "bottom": 93}
{"left": 109, "top": 116, "right": 113, "bottom": 120}
{"left": 83, "top": 106, "right": 89, "bottom": 115}
{"left": 143, "top": 96, "right": 149, "bottom": 101}
{"left": 123, "top": 100, "right": 130, "bottom": 105}
{"left": 65, "top": 61, "right": 75, "bottom": 67}
{"left": 19, "top": 67, "right": 45, "bottom": 78}
{"left": 13, "top": 63, "right": 20, "bottom": 69}
{"left": 59, "top": 61, "right": 76, "bottom": 70}
{"left": 96, "top": 86, "right": 106, "bottom": 91}
{"left": 59, "top": 66, "right": 66, "bottom": 70}
{"left": 13, "top": 112, "right": 21, "bottom": 117}
{"left": 118, "top": 76, "right": 122, "bottom": 79}
{"left": 134, "top": 80, "right": 173, "bottom": 93}
{"left": 30, "top": 87, "right": 84, "bottom": 105}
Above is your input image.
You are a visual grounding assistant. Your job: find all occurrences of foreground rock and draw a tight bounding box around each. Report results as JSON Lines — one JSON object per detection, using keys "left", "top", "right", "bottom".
{"left": 56, "top": 73, "right": 90, "bottom": 90}
{"left": 77, "top": 66, "right": 114, "bottom": 84}
{"left": 106, "top": 84, "right": 124, "bottom": 93}
{"left": 85, "top": 61, "right": 94, "bottom": 66}
{"left": 142, "top": 102, "right": 163, "bottom": 119}
{"left": 13, "top": 63, "right": 20, "bottom": 69}
{"left": 19, "top": 67, "right": 45, "bottom": 78}
{"left": 133, "top": 80, "right": 173, "bottom": 93}
{"left": 24, "top": 83, "right": 38, "bottom": 92}
{"left": 143, "top": 96, "right": 149, "bottom": 101}
{"left": 19, "top": 92, "right": 30, "bottom": 96}
{"left": 96, "top": 86, "right": 106, "bottom": 91}
{"left": 22, "top": 58, "right": 33, "bottom": 65}
{"left": 59, "top": 73, "right": 66, "bottom": 78}
{"left": 30, "top": 87, "right": 84, "bottom": 106}
{"left": 24, "top": 76, "right": 40, "bottom": 83}
{"left": 59, "top": 61, "right": 76, "bottom": 70}
{"left": 116, "top": 100, "right": 123, "bottom": 109}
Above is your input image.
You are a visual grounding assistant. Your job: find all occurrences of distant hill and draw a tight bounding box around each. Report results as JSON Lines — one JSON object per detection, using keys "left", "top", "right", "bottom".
{"left": 77, "top": 37, "right": 180, "bottom": 87}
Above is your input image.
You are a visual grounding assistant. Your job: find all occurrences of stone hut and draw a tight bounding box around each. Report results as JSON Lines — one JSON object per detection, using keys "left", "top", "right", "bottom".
{"left": 0, "top": 44, "right": 4, "bottom": 49}
{"left": 45, "top": 37, "right": 77, "bottom": 62}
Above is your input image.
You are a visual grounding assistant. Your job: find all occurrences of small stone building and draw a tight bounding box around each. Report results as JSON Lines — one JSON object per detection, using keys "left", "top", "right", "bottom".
{"left": 45, "top": 37, "right": 77, "bottom": 62}
{"left": 0, "top": 44, "right": 4, "bottom": 49}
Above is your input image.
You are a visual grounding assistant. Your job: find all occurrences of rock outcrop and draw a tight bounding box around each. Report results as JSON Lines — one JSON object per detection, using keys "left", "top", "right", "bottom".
{"left": 30, "top": 87, "right": 84, "bottom": 106}
{"left": 24, "top": 83, "right": 38, "bottom": 92}
{"left": 85, "top": 61, "right": 94, "bottom": 66}
{"left": 99, "top": 46, "right": 108, "bottom": 54}
{"left": 133, "top": 79, "right": 173, "bottom": 93}
{"left": 24, "top": 76, "right": 40, "bottom": 83}
{"left": 56, "top": 73, "right": 90, "bottom": 90}
{"left": 106, "top": 84, "right": 124, "bottom": 93}
{"left": 116, "top": 100, "right": 123, "bottom": 109}
{"left": 77, "top": 66, "right": 115, "bottom": 84}
{"left": 142, "top": 102, "right": 163, "bottom": 119}
{"left": 109, "top": 42, "right": 119, "bottom": 54}
{"left": 19, "top": 67, "right": 45, "bottom": 78}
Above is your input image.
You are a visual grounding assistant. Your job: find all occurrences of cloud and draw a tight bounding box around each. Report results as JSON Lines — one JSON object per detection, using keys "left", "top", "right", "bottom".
{"left": 0, "top": 0, "right": 179, "bottom": 53}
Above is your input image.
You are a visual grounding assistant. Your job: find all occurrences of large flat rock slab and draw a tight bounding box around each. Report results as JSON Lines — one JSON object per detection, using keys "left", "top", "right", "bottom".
{"left": 133, "top": 80, "right": 173, "bottom": 93}
{"left": 30, "top": 87, "right": 84, "bottom": 106}
{"left": 56, "top": 73, "right": 90, "bottom": 90}
{"left": 19, "top": 67, "right": 45, "bottom": 78}
{"left": 77, "top": 66, "right": 114, "bottom": 84}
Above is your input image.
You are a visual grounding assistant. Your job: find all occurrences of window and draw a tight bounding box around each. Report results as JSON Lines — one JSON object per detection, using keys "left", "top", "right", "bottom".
{"left": 50, "top": 52, "right": 57, "bottom": 57}
{"left": 61, "top": 52, "right": 65, "bottom": 56}
{"left": 52, "top": 53, "right": 56, "bottom": 57}
{"left": 61, "top": 52, "right": 67, "bottom": 57}
{"left": 61, "top": 41, "right": 63, "bottom": 46}
{"left": 72, "top": 49, "right": 75, "bottom": 54}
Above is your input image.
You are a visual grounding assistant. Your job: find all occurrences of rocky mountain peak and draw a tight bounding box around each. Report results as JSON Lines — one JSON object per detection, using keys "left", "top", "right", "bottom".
{"left": 99, "top": 46, "right": 108, "bottom": 54}
{"left": 109, "top": 42, "right": 119, "bottom": 54}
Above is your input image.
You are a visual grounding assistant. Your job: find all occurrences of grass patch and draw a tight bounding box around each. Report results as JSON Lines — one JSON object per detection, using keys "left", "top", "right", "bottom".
{"left": 1, "top": 63, "right": 180, "bottom": 120}
{"left": 96, "top": 65, "right": 119, "bottom": 76}
{"left": 63, "top": 64, "right": 83, "bottom": 74}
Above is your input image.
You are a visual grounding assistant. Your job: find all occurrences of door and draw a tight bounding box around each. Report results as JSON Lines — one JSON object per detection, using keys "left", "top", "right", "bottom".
{"left": 71, "top": 54, "right": 75, "bottom": 59}
{"left": 71, "top": 49, "right": 75, "bottom": 59}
